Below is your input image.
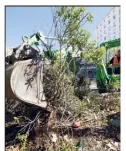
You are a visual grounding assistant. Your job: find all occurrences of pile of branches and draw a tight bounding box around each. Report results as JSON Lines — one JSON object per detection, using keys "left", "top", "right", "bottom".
{"left": 43, "top": 63, "right": 82, "bottom": 126}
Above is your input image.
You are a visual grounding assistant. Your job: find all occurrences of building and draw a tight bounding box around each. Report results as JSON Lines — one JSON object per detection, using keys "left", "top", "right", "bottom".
{"left": 96, "top": 7, "right": 121, "bottom": 46}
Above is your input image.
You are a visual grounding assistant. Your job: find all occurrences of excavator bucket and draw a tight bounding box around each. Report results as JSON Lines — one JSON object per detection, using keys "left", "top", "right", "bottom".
{"left": 5, "top": 59, "right": 47, "bottom": 108}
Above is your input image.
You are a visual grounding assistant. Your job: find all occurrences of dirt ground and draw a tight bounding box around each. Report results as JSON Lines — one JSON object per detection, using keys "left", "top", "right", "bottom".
{"left": 5, "top": 92, "right": 120, "bottom": 151}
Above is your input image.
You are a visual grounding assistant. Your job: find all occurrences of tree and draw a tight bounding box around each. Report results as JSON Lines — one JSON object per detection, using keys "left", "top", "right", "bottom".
{"left": 54, "top": 7, "right": 93, "bottom": 49}
{"left": 81, "top": 42, "right": 106, "bottom": 66}
{"left": 51, "top": 6, "right": 94, "bottom": 72}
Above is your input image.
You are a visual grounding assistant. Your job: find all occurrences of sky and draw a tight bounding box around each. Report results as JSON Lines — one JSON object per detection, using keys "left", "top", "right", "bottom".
{"left": 6, "top": 6, "right": 113, "bottom": 48}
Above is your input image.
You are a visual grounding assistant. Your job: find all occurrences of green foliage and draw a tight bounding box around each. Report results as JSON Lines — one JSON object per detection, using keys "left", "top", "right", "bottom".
{"left": 55, "top": 6, "right": 93, "bottom": 51}
{"left": 110, "top": 74, "right": 120, "bottom": 88}
{"left": 16, "top": 133, "right": 28, "bottom": 150}
{"left": 87, "top": 13, "right": 94, "bottom": 22}
{"left": 81, "top": 42, "right": 106, "bottom": 65}
{"left": 68, "top": 29, "right": 90, "bottom": 48}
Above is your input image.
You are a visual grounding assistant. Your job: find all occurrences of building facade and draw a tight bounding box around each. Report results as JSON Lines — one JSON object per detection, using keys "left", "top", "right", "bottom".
{"left": 96, "top": 7, "right": 121, "bottom": 46}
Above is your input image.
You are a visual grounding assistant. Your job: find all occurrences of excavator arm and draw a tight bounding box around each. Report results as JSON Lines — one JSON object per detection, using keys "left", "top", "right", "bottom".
{"left": 96, "top": 60, "right": 110, "bottom": 93}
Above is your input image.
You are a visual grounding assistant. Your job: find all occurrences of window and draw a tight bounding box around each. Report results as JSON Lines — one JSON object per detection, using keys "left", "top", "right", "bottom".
{"left": 113, "top": 28, "right": 116, "bottom": 33}
{"left": 108, "top": 20, "right": 110, "bottom": 24}
{"left": 88, "top": 70, "right": 97, "bottom": 80}
{"left": 104, "top": 30, "right": 106, "bottom": 34}
{"left": 113, "top": 15, "right": 116, "bottom": 19}
{"left": 113, "top": 23, "right": 116, "bottom": 27}
{"left": 104, "top": 25, "right": 106, "bottom": 28}
{"left": 104, "top": 37, "right": 106, "bottom": 40}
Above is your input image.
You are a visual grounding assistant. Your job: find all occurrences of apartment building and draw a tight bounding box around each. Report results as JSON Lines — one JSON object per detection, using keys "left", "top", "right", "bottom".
{"left": 96, "top": 7, "right": 121, "bottom": 45}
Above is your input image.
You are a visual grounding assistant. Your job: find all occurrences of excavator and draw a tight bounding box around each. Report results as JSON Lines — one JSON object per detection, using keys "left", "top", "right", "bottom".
{"left": 6, "top": 31, "right": 72, "bottom": 109}
{"left": 6, "top": 31, "right": 120, "bottom": 110}
{"left": 96, "top": 38, "right": 120, "bottom": 93}
{"left": 6, "top": 31, "right": 59, "bottom": 109}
